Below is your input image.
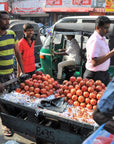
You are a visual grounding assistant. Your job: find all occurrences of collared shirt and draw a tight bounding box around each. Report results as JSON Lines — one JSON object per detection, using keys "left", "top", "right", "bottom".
{"left": 86, "top": 31, "right": 110, "bottom": 71}
{"left": 18, "top": 38, "right": 36, "bottom": 73}
{"left": 66, "top": 38, "right": 81, "bottom": 65}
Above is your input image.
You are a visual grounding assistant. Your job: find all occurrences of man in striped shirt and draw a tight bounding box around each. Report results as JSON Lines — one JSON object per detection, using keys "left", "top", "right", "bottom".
{"left": 0, "top": 11, "right": 24, "bottom": 136}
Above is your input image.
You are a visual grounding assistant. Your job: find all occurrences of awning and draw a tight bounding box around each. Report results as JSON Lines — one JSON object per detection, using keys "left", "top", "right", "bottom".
{"left": 19, "top": 13, "right": 49, "bottom": 17}
{"left": 43, "top": 7, "right": 94, "bottom": 13}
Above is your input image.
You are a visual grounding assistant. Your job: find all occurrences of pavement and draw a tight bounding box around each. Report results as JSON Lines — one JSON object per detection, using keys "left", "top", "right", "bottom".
{"left": 0, "top": 117, "right": 36, "bottom": 144}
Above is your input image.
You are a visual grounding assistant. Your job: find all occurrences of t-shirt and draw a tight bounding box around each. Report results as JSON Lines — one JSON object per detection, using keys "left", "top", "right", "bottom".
{"left": 86, "top": 31, "right": 110, "bottom": 71}
{"left": 18, "top": 38, "right": 36, "bottom": 73}
{"left": 66, "top": 38, "right": 81, "bottom": 65}
{"left": 0, "top": 30, "right": 18, "bottom": 75}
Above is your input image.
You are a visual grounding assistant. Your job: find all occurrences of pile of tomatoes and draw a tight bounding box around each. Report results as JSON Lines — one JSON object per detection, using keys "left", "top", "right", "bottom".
{"left": 16, "top": 71, "right": 60, "bottom": 98}
{"left": 54, "top": 76, "right": 106, "bottom": 110}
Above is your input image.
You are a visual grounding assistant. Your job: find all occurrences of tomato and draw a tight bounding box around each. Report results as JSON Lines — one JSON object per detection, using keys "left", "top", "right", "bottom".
{"left": 78, "top": 96, "right": 85, "bottom": 103}
{"left": 73, "top": 101, "right": 80, "bottom": 106}
{"left": 101, "top": 83, "right": 106, "bottom": 89}
{"left": 45, "top": 74, "right": 51, "bottom": 79}
{"left": 40, "top": 88, "right": 47, "bottom": 94}
{"left": 96, "top": 93, "right": 102, "bottom": 100}
{"left": 76, "top": 77, "right": 82, "bottom": 83}
{"left": 33, "top": 82, "right": 40, "bottom": 88}
{"left": 34, "top": 88, "right": 40, "bottom": 94}
{"left": 95, "top": 80, "right": 102, "bottom": 86}
{"left": 95, "top": 85, "right": 102, "bottom": 92}
{"left": 55, "top": 93, "right": 59, "bottom": 98}
{"left": 86, "top": 104, "right": 92, "bottom": 109}
{"left": 35, "top": 93, "right": 41, "bottom": 98}
{"left": 72, "top": 81, "right": 78, "bottom": 87}
{"left": 39, "top": 83, "right": 45, "bottom": 89}
{"left": 62, "top": 85, "right": 68, "bottom": 90}
{"left": 35, "top": 71, "right": 43, "bottom": 75}
{"left": 63, "top": 80, "right": 68, "bottom": 85}
{"left": 70, "top": 88, "right": 76, "bottom": 95}
{"left": 80, "top": 80, "right": 86, "bottom": 86}
{"left": 24, "top": 85, "right": 29, "bottom": 91}
{"left": 93, "top": 105, "right": 97, "bottom": 110}
{"left": 28, "top": 81, "right": 33, "bottom": 87}
{"left": 67, "top": 93, "right": 72, "bottom": 99}
{"left": 20, "top": 83, "right": 25, "bottom": 89}
{"left": 75, "top": 84, "right": 81, "bottom": 90}
{"left": 32, "top": 74, "right": 37, "bottom": 79}
{"left": 67, "top": 99, "right": 73, "bottom": 105}
{"left": 36, "top": 75, "right": 42, "bottom": 80}
{"left": 43, "top": 81, "right": 49, "bottom": 86}
{"left": 25, "top": 91, "right": 30, "bottom": 96}
{"left": 30, "top": 92, "right": 35, "bottom": 96}
{"left": 58, "top": 88, "right": 64, "bottom": 94}
{"left": 76, "top": 89, "right": 82, "bottom": 96}
{"left": 42, "top": 76, "right": 48, "bottom": 81}
{"left": 20, "top": 90, "right": 25, "bottom": 94}
{"left": 83, "top": 91, "right": 89, "bottom": 98}
{"left": 89, "top": 79, "right": 94, "bottom": 84}
{"left": 29, "top": 86, "right": 34, "bottom": 92}
{"left": 88, "top": 87, "right": 94, "bottom": 93}
{"left": 25, "top": 79, "right": 30, "bottom": 85}
{"left": 48, "top": 84, "right": 53, "bottom": 89}
{"left": 50, "top": 78, "right": 54, "bottom": 83}
{"left": 68, "top": 85, "right": 74, "bottom": 90}
{"left": 86, "top": 81, "right": 93, "bottom": 87}
{"left": 80, "top": 102, "right": 86, "bottom": 108}
{"left": 90, "top": 98, "right": 97, "bottom": 106}
{"left": 81, "top": 85, "right": 88, "bottom": 92}
{"left": 85, "top": 98, "right": 90, "bottom": 104}
{"left": 72, "top": 95, "right": 78, "bottom": 101}
{"left": 45, "top": 86, "right": 50, "bottom": 91}
{"left": 64, "top": 89, "right": 70, "bottom": 96}
{"left": 16, "top": 88, "right": 21, "bottom": 93}
{"left": 89, "top": 92, "right": 96, "bottom": 99}
{"left": 70, "top": 76, "right": 76, "bottom": 82}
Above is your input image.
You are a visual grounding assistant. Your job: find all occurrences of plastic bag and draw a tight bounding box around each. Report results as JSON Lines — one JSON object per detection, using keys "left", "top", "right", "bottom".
{"left": 4, "top": 140, "right": 20, "bottom": 144}
{"left": 82, "top": 124, "right": 114, "bottom": 144}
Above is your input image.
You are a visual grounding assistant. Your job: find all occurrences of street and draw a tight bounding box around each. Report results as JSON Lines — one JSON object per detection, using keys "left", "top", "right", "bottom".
{"left": 0, "top": 117, "right": 36, "bottom": 144}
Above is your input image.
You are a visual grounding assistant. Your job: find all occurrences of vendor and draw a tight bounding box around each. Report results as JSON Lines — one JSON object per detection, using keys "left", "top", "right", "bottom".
{"left": 83, "top": 16, "right": 114, "bottom": 86}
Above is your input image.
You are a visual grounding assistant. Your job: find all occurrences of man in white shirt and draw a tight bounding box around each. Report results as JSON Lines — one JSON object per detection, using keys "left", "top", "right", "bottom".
{"left": 54, "top": 35, "right": 81, "bottom": 82}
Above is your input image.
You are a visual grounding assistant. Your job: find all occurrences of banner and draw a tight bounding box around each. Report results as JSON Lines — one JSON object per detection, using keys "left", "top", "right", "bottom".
{"left": 0, "top": 2, "right": 8, "bottom": 11}
{"left": 105, "top": 0, "right": 114, "bottom": 12}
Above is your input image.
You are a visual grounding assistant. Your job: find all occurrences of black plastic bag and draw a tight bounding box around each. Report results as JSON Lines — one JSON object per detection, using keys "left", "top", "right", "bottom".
{"left": 38, "top": 97, "right": 67, "bottom": 113}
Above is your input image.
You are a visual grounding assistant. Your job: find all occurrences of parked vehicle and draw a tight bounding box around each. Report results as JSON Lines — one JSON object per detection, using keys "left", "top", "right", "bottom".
{"left": 38, "top": 16, "right": 114, "bottom": 80}
{"left": 9, "top": 19, "right": 42, "bottom": 69}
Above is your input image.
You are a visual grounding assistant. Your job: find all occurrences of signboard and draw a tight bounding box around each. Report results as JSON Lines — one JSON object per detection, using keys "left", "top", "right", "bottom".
{"left": 12, "top": 0, "right": 45, "bottom": 14}
{"left": 72, "top": 0, "right": 91, "bottom": 5}
{"left": 105, "top": 0, "right": 114, "bottom": 12}
{"left": 0, "top": 2, "right": 8, "bottom": 11}
{"left": 46, "top": 0, "right": 62, "bottom": 5}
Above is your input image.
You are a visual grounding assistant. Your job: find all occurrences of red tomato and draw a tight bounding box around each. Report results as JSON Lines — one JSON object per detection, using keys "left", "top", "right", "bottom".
{"left": 20, "top": 83, "right": 25, "bottom": 89}
{"left": 83, "top": 91, "right": 89, "bottom": 98}
{"left": 95, "top": 80, "right": 102, "bottom": 86}
{"left": 35, "top": 71, "right": 43, "bottom": 75}
{"left": 32, "top": 74, "right": 37, "bottom": 79}
{"left": 63, "top": 80, "right": 68, "bottom": 85}
{"left": 34, "top": 88, "right": 40, "bottom": 94}
{"left": 95, "top": 85, "right": 102, "bottom": 92}
{"left": 86, "top": 104, "right": 92, "bottom": 109}
{"left": 24, "top": 85, "right": 29, "bottom": 91}
{"left": 35, "top": 93, "right": 40, "bottom": 98}
{"left": 85, "top": 98, "right": 90, "bottom": 104}
{"left": 25, "top": 79, "right": 30, "bottom": 85}
{"left": 40, "top": 88, "right": 47, "bottom": 94}
{"left": 86, "top": 81, "right": 93, "bottom": 87}
{"left": 30, "top": 92, "right": 35, "bottom": 96}
{"left": 81, "top": 85, "right": 88, "bottom": 92}
{"left": 33, "top": 79, "right": 37, "bottom": 83}
{"left": 20, "top": 90, "right": 25, "bottom": 94}
{"left": 89, "top": 92, "right": 96, "bottom": 99}
{"left": 80, "top": 80, "right": 86, "bottom": 86}
{"left": 78, "top": 96, "right": 85, "bottom": 103}
{"left": 70, "top": 88, "right": 76, "bottom": 95}
{"left": 73, "top": 101, "right": 80, "bottom": 106}
{"left": 96, "top": 93, "right": 102, "bottom": 100}
{"left": 16, "top": 88, "right": 21, "bottom": 93}
{"left": 75, "top": 84, "right": 81, "bottom": 90}
{"left": 67, "top": 93, "right": 72, "bottom": 99}
{"left": 90, "top": 98, "right": 97, "bottom": 106}
{"left": 45, "top": 74, "right": 51, "bottom": 79}
{"left": 58, "top": 88, "right": 64, "bottom": 94}
{"left": 70, "top": 76, "right": 76, "bottom": 82}
{"left": 88, "top": 87, "right": 94, "bottom": 93}
{"left": 29, "top": 86, "right": 34, "bottom": 92}
{"left": 72, "top": 95, "right": 78, "bottom": 101}
{"left": 80, "top": 103, "right": 86, "bottom": 108}
{"left": 33, "top": 82, "right": 40, "bottom": 88}
{"left": 67, "top": 99, "right": 73, "bottom": 105}
{"left": 42, "top": 76, "right": 48, "bottom": 81}
{"left": 28, "top": 81, "right": 33, "bottom": 87}
{"left": 76, "top": 77, "right": 82, "bottom": 83}
{"left": 76, "top": 89, "right": 82, "bottom": 96}
{"left": 64, "top": 89, "right": 70, "bottom": 96}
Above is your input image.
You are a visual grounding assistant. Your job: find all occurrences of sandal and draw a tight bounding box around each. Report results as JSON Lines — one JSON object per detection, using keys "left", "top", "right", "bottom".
{"left": 2, "top": 126, "right": 13, "bottom": 137}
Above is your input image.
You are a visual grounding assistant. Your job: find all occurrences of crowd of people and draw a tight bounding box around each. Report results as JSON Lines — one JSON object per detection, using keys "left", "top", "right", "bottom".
{"left": 0, "top": 10, "right": 114, "bottom": 137}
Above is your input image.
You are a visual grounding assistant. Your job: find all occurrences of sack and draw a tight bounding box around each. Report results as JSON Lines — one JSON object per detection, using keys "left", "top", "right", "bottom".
{"left": 82, "top": 124, "right": 114, "bottom": 144}
{"left": 98, "top": 77, "right": 114, "bottom": 116}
